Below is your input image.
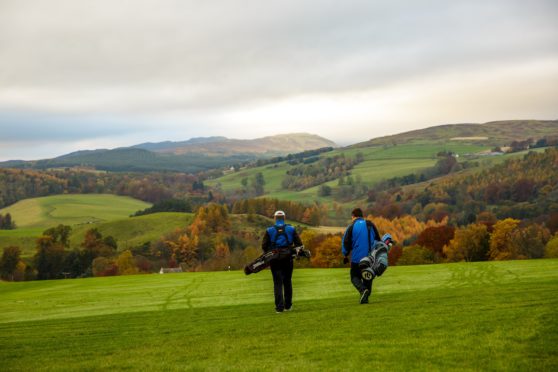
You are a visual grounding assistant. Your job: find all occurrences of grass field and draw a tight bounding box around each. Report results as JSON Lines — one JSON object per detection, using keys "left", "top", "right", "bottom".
{"left": 0, "top": 194, "right": 151, "bottom": 229}
{"left": 0, "top": 212, "right": 193, "bottom": 258}
{"left": 67, "top": 212, "right": 194, "bottom": 251}
{"left": 1, "top": 259, "right": 556, "bottom": 370}
{"left": 0, "top": 194, "right": 153, "bottom": 257}
{"left": 206, "top": 141, "right": 489, "bottom": 203}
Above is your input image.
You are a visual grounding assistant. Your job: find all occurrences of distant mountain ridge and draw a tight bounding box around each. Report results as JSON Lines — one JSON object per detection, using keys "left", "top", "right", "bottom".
{"left": 0, "top": 133, "right": 336, "bottom": 173}
{"left": 131, "top": 137, "right": 228, "bottom": 152}
{"left": 131, "top": 133, "right": 336, "bottom": 156}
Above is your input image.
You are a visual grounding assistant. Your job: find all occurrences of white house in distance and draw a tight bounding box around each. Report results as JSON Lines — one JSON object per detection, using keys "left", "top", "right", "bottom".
{"left": 159, "top": 267, "right": 183, "bottom": 274}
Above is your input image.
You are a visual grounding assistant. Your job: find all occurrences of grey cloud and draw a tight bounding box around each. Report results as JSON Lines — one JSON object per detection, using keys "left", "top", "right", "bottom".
{"left": 0, "top": 0, "right": 557, "bottom": 112}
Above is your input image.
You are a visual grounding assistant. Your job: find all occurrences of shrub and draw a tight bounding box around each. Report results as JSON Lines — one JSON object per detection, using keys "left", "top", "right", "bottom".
{"left": 397, "top": 245, "right": 435, "bottom": 265}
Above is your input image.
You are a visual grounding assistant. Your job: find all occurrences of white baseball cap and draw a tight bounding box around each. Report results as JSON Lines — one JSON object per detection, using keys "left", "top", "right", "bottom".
{"left": 274, "top": 210, "right": 286, "bottom": 218}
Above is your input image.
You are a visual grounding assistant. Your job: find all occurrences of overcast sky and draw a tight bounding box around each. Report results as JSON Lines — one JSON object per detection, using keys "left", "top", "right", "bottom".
{"left": 0, "top": 0, "right": 557, "bottom": 160}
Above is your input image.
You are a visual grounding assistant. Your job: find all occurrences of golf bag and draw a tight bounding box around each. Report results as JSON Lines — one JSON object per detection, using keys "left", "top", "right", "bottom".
{"left": 244, "top": 246, "right": 310, "bottom": 275}
{"left": 358, "top": 234, "right": 394, "bottom": 281}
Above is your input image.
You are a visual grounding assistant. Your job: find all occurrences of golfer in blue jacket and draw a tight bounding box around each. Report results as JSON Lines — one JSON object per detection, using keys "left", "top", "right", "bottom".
{"left": 342, "top": 208, "right": 379, "bottom": 304}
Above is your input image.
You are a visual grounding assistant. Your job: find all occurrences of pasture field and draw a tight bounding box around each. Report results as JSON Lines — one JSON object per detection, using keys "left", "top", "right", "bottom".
{"left": 0, "top": 212, "right": 193, "bottom": 258}
{"left": 206, "top": 141, "right": 489, "bottom": 203}
{"left": 67, "top": 212, "right": 194, "bottom": 251}
{"left": 0, "top": 194, "right": 151, "bottom": 229}
{"left": 0, "top": 194, "right": 153, "bottom": 257}
{"left": 1, "top": 259, "right": 556, "bottom": 370}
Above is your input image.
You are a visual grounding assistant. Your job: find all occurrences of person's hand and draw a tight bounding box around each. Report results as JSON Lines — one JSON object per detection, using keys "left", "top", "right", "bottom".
{"left": 343, "top": 256, "right": 349, "bottom": 264}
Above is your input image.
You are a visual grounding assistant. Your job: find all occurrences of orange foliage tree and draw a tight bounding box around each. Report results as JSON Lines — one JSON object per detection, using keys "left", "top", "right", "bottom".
{"left": 367, "top": 214, "right": 448, "bottom": 245}
{"left": 416, "top": 225, "right": 455, "bottom": 258}
{"left": 311, "top": 235, "right": 343, "bottom": 268}
{"left": 489, "top": 218, "right": 520, "bottom": 260}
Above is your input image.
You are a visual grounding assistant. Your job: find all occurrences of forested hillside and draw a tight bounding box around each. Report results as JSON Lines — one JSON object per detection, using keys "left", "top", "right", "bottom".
{"left": 375, "top": 148, "right": 558, "bottom": 226}
{"left": 0, "top": 169, "right": 203, "bottom": 208}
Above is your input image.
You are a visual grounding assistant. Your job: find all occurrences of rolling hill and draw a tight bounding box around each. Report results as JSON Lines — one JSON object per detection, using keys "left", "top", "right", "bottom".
{"left": 207, "top": 120, "right": 558, "bottom": 207}
{"left": 355, "top": 119, "right": 558, "bottom": 147}
{"left": 0, "top": 194, "right": 153, "bottom": 256}
{"left": 0, "top": 194, "right": 151, "bottom": 229}
{"left": 133, "top": 133, "right": 336, "bottom": 156}
{"left": 0, "top": 133, "right": 336, "bottom": 173}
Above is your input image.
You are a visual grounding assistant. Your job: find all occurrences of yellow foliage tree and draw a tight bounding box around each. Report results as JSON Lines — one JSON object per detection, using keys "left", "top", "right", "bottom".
{"left": 489, "top": 218, "right": 520, "bottom": 260}
{"left": 116, "top": 250, "right": 139, "bottom": 275}
{"left": 444, "top": 224, "right": 490, "bottom": 262}
{"left": 545, "top": 234, "right": 558, "bottom": 258}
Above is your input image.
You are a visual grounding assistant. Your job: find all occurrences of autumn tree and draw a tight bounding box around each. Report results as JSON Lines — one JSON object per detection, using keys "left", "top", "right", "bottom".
{"left": 43, "top": 224, "right": 72, "bottom": 247}
{"left": 397, "top": 245, "right": 435, "bottom": 265}
{"left": 507, "top": 224, "right": 550, "bottom": 259}
{"left": 368, "top": 214, "right": 447, "bottom": 246}
{"left": 416, "top": 225, "right": 455, "bottom": 258}
{"left": 81, "top": 228, "right": 117, "bottom": 258}
{"left": 0, "top": 246, "right": 21, "bottom": 281}
{"left": 92, "top": 257, "right": 117, "bottom": 276}
{"left": 489, "top": 218, "right": 520, "bottom": 260}
{"left": 204, "top": 239, "right": 231, "bottom": 271}
{"left": 252, "top": 172, "right": 266, "bottom": 196}
{"left": 0, "top": 213, "right": 16, "bottom": 230}
{"left": 35, "top": 235, "right": 66, "bottom": 280}
{"left": 116, "top": 250, "right": 139, "bottom": 275}
{"left": 387, "top": 245, "right": 403, "bottom": 266}
{"left": 302, "top": 206, "right": 321, "bottom": 226}
{"left": 444, "top": 224, "right": 490, "bottom": 262}
{"left": 312, "top": 235, "right": 342, "bottom": 268}
{"left": 545, "top": 234, "right": 558, "bottom": 258}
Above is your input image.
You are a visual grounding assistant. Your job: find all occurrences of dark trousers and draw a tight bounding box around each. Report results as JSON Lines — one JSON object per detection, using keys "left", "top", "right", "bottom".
{"left": 270, "top": 258, "right": 293, "bottom": 311}
{"left": 350, "top": 262, "right": 372, "bottom": 294}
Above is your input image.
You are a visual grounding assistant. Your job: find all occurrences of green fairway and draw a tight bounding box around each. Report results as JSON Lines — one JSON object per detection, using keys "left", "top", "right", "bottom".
{"left": 0, "top": 194, "right": 151, "bottom": 229}
{"left": 1, "top": 259, "right": 556, "bottom": 370}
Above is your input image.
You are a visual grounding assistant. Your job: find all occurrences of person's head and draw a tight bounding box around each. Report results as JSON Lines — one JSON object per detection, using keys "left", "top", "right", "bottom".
{"left": 274, "top": 210, "right": 286, "bottom": 222}
{"left": 351, "top": 208, "right": 363, "bottom": 221}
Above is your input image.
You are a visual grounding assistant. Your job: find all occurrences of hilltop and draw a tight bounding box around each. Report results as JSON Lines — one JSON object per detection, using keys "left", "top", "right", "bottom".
{"left": 133, "top": 133, "right": 336, "bottom": 156}
{"left": 0, "top": 133, "right": 336, "bottom": 173}
{"left": 354, "top": 119, "right": 557, "bottom": 147}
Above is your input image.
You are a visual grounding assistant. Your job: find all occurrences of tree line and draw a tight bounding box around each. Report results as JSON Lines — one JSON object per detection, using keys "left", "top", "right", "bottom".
{"left": 282, "top": 153, "right": 364, "bottom": 191}
{"left": 231, "top": 198, "right": 324, "bottom": 226}
{"left": 366, "top": 148, "right": 558, "bottom": 228}
{"left": 3, "top": 207, "right": 558, "bottom": 281}
{"left": 0, "top": 168, "right": 208, "bottom": 208}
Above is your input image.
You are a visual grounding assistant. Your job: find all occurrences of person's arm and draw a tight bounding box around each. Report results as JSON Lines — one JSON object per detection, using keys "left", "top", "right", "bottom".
{"left": 368, "top": 220, "right": 381, "bottom": 241}
{"left": 342, "top": 224, "right": 354, "bottom": 256}
{"left": 292, "top": 229, "right": 303, "bottom": 247}
{"left": 262, "top": 230, "right": 271, "bottom": 252}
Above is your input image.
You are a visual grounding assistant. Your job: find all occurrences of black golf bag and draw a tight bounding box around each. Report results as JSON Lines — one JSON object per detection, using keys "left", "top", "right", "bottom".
{"left": 244, "top": 246, "right": 310, "bottom": 275}
{"left": 358, "top": 242, "right": 390, "bottom": 281}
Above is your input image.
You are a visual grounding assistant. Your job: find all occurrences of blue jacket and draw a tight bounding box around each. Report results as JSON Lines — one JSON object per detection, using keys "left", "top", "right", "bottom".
{"left": 262, "top": 220, "right": 302, "bottom": 252}
{"left": 342, "top": 218, "right": 378, "bottom": 263}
